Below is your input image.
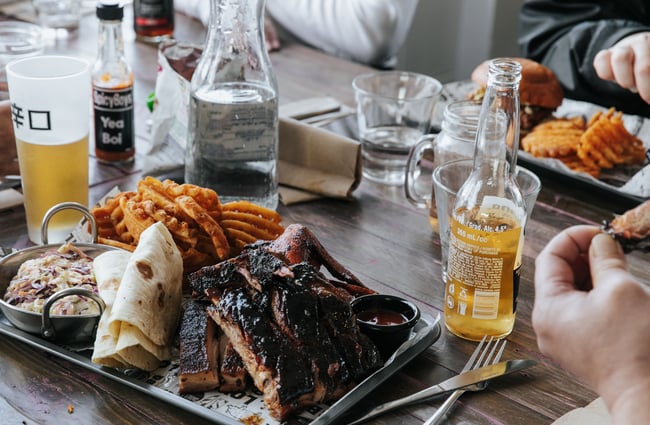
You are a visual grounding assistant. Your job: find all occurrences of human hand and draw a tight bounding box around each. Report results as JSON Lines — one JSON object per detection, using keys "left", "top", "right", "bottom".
{"left": 533, "top": 225, "right": 650, "bottom": 422}
{"left": 264, "top": 14, "right": 280, "bottom": 52}
{"left": 593, "top": 32, "right": 650, "bottom": 104}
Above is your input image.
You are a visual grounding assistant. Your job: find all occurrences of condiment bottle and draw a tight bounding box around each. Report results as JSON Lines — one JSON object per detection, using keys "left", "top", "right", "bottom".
{"left": 443, "top": 58, "right": 526, "bottom": 341}
{"left": 92, "top": 1, "right": 135, "bottom": 163}
{"left": 133, "top": 0, "right": 174, "bottom": 43}
{"left": 185, "top": 0, "right": 279, "bottom": 209}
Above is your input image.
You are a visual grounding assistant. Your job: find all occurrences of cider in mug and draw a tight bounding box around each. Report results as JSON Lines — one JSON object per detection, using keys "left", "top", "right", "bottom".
{"left": 16, "top": 137, "right": 89, "bottom": 243}
{"left": 6, "top": 55, "right": 91, "bottom": 243}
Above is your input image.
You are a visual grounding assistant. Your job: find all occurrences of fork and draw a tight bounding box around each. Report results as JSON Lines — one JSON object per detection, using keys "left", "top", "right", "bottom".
{"left": 423, "top": 336, "right": 507, "bottom": 425}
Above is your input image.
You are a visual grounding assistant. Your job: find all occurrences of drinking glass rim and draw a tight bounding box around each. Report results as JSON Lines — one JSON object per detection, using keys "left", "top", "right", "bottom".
{"left": 7, "top": 55, "right": 89, "bottom": 80}
{"left": 433, "top": 158, "right": 541, "bottom": 197}
{"left": 352, "top": 70, "right": 443, "bottom": 101}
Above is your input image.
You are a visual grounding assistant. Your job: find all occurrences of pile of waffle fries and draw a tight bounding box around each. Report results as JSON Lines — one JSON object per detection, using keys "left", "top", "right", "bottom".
{"left": 91, "top": 176, "right": 284, "bottom": 273}
{"left": 521, "top": 108, "right": 647, "bottom": 177}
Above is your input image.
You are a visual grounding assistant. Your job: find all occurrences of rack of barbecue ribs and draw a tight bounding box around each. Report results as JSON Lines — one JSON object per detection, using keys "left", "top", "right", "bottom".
{"left": 603, "top": 199, "right": 650, "bottom": 253}
{"left": 179, "top": 224, "right": 382, "bottom": 420}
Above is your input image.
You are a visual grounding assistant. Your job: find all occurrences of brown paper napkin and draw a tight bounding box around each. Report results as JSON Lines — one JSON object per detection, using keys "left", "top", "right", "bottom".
{"left": 0, "top": 189, "right": 23, "bottom": 211}
{"left": 278, "top": 117, "right": 361, "bottom": 205}
{"left": 552, "top": 398, "right": 611, "bottom": 425}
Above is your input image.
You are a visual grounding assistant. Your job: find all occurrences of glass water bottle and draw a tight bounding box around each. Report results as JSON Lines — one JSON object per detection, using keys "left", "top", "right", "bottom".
{"left": 443, "top": 59, "right": 527, "bottom": 341}
{"left": 185, "top": 0, "right": 279, "bottom": 210}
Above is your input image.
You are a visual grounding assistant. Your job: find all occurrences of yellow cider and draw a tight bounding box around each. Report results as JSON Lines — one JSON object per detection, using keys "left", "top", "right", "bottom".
{"left": 444, "top": 206, "right": 522, "bottom": 341}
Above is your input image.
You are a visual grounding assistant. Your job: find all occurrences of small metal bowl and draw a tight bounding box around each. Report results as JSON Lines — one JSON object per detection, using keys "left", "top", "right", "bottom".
{"left": 0, "top": 202, "right": 119, "bottom": 344}
{"left": 351, "top": 294, "right": 421, "bottom": 360}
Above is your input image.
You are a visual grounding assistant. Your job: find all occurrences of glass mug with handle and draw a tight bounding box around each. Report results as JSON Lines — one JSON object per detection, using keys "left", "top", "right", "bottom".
{"left": 404, "top": 99, "right": 480, "bottom": 230}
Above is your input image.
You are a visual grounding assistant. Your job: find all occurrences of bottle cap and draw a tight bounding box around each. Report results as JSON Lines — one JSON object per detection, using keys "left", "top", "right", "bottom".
{"left": 96, "top": 1, "right": 123, "bottom": 21}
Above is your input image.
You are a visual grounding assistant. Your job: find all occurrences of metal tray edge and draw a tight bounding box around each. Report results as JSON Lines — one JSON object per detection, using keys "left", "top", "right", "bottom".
{"left": 0, "top": 312, "right": 441, "bottom": 425}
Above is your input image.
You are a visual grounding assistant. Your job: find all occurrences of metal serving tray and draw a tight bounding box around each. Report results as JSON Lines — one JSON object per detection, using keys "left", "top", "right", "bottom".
{"left": 0, "top": 309, "right": 440, "bottom": 425}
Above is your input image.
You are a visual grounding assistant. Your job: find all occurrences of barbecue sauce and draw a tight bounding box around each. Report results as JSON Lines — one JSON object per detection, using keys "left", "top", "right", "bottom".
{"left": 357, "top": 309, "right": 408, "bottom": 326}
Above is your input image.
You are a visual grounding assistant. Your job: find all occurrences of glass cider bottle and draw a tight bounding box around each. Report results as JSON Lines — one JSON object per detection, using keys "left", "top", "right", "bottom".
{"left": 185, "top": 0, "right": 279, "bottom": 210}
{"left": 92, "top": 1, "right": 135, "bottom": 163}
{"left": 133, "top": 0, "right": 174, "bottom": 43}
{"left": 444, "top": 59, "right": 526, "bottom": 341}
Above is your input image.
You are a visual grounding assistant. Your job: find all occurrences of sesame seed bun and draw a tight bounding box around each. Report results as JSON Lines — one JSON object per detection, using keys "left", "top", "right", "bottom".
{"left": 471, "top": 58, "right": 563, "bottom": 109}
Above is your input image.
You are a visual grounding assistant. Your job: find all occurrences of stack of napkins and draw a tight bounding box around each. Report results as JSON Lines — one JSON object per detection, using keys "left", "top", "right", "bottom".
{"left": 278, "top": 117, "right": 361, "bottom": 204}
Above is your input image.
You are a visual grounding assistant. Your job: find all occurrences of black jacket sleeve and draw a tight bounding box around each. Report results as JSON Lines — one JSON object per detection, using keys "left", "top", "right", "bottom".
{"left": 519, "top": 0, "right": 650, "bottom": 116}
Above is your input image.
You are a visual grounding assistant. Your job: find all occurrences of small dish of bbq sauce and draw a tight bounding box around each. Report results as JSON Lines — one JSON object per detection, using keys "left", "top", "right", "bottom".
{"left": 351, "top": 294, "right": 421, "bottom": 360}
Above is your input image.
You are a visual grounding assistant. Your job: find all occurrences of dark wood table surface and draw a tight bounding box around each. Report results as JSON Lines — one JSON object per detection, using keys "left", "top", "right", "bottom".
{"left": 1, "top": 7, "right": 649, "bottom": 425}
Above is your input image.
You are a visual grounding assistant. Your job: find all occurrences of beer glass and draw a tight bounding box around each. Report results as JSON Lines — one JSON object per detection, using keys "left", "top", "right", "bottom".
{"left": 7, "top": 55, "right": 91, "bottom": 243}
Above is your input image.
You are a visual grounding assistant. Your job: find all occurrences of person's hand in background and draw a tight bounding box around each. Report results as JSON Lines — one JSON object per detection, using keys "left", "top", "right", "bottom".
{"left": 264, "top": 14, "right": 281, "bottom": 52}
{"left": 1, "top": 100, "right": 16, "bottom": 155}
{"left": 593, "top": 32, "right": 650, "bottom": 104}
{"left": 533, "top": 225, "right": 650, "bottom": 425}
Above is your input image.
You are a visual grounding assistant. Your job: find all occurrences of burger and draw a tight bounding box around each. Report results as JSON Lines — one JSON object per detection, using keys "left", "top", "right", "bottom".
{"left": 469, "top": 57, "right": 564, "bottom": 134}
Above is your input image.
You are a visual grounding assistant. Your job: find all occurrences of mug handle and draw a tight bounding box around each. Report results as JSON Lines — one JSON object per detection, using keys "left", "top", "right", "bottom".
{"left": 404, "top": 134, "right": 437, "bottom": 208}
{"left": 40, "top": 202, "right": 97, "bottom": 245}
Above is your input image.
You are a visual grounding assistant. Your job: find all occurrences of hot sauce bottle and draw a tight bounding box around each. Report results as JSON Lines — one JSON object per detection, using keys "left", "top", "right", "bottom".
{"left": 444, "top": 59, "right": 527, "bottom": 341}
{"left": 133, "top": 0, "right": 174, "bottom": 43}
{"left": 93, "top": 1, "right": 135, "bottom": 163}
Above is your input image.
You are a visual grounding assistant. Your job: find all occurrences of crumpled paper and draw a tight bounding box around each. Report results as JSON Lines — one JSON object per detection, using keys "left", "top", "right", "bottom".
{"left": 145, "top": 39, "right": 362, "bottom": 205}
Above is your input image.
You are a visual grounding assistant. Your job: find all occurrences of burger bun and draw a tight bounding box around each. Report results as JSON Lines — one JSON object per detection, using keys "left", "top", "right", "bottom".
{"left": 471, "top": 58, "right": 563, "bottom": 109}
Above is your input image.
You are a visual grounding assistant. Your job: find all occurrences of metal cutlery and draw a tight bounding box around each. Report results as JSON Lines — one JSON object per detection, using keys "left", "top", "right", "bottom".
{"left": 0, "top": 179, "right": 21, "bottom": 191}
{"left": 423, "top": 336, "right": 506, "bottom": 425}
{"left": 347, "top": 357, "right": 534, "bottom": 425}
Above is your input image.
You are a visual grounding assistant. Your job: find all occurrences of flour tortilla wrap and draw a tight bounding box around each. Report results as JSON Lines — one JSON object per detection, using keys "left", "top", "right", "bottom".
{"left": 107, "top": 222, "right": 183, "bottom": 369}
{"left": 92, "top": 250, "right": 131, "bottom": 368}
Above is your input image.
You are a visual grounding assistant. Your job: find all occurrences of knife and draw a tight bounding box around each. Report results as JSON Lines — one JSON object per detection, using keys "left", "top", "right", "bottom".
{"left": 0, "top": 180, "right": 21, "bottom": 191}
{"left": 347, "top": 358, "right": 536, "bottom": 425}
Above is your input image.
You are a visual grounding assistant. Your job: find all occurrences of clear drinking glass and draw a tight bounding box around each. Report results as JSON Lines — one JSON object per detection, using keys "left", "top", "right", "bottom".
{"left": 353, "top": 71, "right": 442, "bottom": 186}
{"left": 7, "top": 55, "right": 91, "bottom": 243}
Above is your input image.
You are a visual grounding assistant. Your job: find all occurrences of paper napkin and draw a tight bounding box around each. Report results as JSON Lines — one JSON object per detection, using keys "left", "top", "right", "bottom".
{"left": 552, "top": 398, "right": 611, "bottom": 425}
{"left": 278, "top": 117, "right": 361, "bottom": 205}
{"left": 0, "top": 189, "right": 23, "bottom": 211}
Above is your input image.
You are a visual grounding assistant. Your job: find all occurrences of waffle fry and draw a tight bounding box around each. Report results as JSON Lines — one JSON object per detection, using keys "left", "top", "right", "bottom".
{"left": 521, "top": 108, "right": 647, "bottom": 177}
{"left": 90, "top": 177, "right": 284, "bottom": 273}
{"left": 220, "top": 201, "right": 285, "bottom": 254}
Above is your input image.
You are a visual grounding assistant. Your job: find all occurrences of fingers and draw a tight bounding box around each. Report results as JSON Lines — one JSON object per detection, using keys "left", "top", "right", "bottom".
{"left": 264, "top": 16, "right": 281, "bottom": 51}
{"left": 534, "top": 225, "right": 601, "bottom": 298}
{"left": 631, "top": 40, "right": 650, "bottom": 103}
{"left": 609, "top": 45, "right": 637, "bottom": 90}
{"left": 594, "top": 49, "right": 615, "bottom": 80}
{"left": 588, "top": 232, "right": 628, "bottom": 287}
{"left": 593, "top": 32, "right": 650, "bottom": 104}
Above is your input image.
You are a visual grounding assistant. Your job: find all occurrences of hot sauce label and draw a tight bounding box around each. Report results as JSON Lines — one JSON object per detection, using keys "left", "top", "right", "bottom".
{"left": 93, "top": 86, "right": 134, "bottom": 153}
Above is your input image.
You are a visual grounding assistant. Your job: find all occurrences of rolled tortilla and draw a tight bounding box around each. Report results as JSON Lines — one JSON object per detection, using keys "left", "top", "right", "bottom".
{"left": 92, "top": 249, "right": 131, "bottom": 368}
{"left": 94, "top": 222, "right": 183, "bottom": 371}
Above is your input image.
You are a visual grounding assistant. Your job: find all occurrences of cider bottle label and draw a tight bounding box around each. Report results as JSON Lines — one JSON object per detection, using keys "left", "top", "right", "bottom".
{"left": 444, "top": 196, "right": 524, "bottom": 339}
{"left": 93, "top": 86, "right": 134, "bottom": 154}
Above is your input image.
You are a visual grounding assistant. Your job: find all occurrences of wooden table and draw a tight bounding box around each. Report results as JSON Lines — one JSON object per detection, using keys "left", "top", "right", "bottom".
{"left": 1, "top": 8, "right": 649, "bottom": 425}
